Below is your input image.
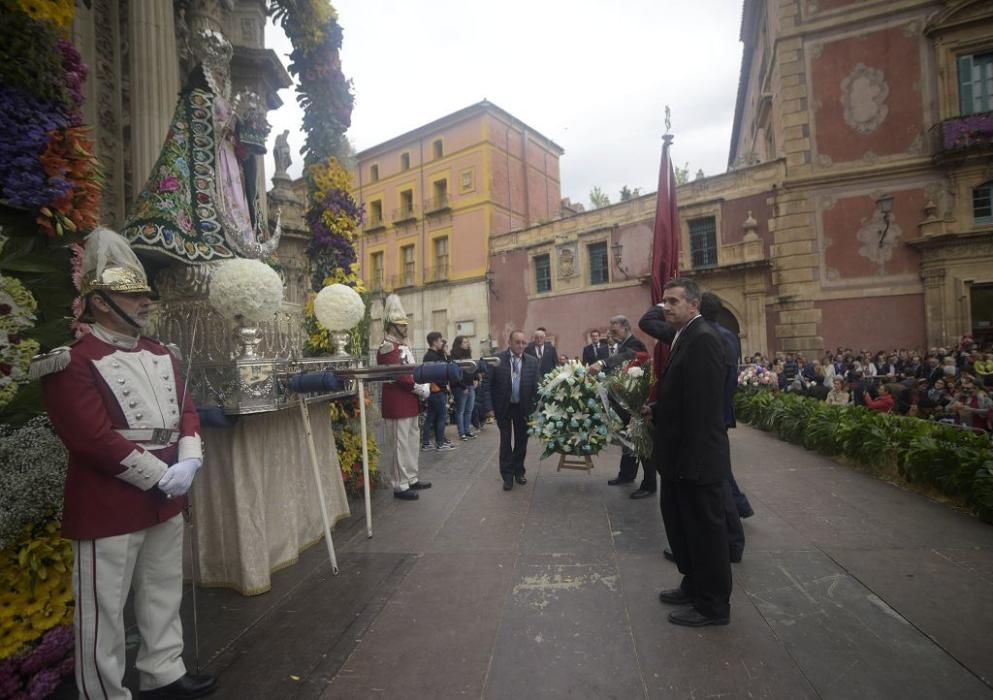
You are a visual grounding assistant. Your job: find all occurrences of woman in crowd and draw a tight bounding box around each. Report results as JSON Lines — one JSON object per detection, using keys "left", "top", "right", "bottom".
{"left": 863, "top": 383, "right": 895, "bottom": 413}
{"left": 450, "top": 336, "right": 479, "bottom": 441}
{"left": 826, "top": 377, "right": 850, "bottom": 406}
{"left": 949, "top": 378, "right": 992, "bottom": 431}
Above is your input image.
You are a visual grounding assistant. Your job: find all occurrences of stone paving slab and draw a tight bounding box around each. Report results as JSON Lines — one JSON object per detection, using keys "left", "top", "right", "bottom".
{"left": 485, "top": 551, "right": 643, "bottom": 700}
{"left": 739, "top": 548, "right": 989, "bottom": 699}
{"left": 827, "top": 546, "right": 993, "bottom": 689}
{"left": 323, "top": 551, "right": 518, "bottom": 699}
{"left": 616, "top": 552, "right": 819, "bottom": 699}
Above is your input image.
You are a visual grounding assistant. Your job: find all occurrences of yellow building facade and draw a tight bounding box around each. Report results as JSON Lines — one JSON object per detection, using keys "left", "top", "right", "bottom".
{"left": 352, "top": 101, "right": 563, "bottom": 354}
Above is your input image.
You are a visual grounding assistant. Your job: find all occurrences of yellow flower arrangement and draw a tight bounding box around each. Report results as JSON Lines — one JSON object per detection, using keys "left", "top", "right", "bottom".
{"left": 0, "top": 519, "right": 73, "bottom": 660}
{"left": 308, "top": 158, "right": 352, "bottom": 201}
{"left": 12, "top": 0, "right": 76, "bottom": 31}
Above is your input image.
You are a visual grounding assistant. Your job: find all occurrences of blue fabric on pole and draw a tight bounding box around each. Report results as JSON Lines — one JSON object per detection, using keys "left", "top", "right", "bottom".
{"left": 196, "top": 404, "right": 239, "bottom": 428}
{"left": 413, "top": 362, "right": 462, "bottom": 385}
{"left": 289, "top": 372, "right": 343, "bottom": 393}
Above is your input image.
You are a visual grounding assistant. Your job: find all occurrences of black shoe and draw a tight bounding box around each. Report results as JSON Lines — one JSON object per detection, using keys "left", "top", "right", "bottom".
{"left": 409, "top": 481, "right": 432, "bottom": 490}
{"left": 503, "top": 479, "right": 513, "bottom": 491}
{"left": 663, "top": 549, "right": 674, "bottom": 562}
{"left": 394, "top": 490, "right": 419, "bottom": 500}
{"left": 630, "top": 488, "right": 655, "bottom": 500}
{"left": 658, "top": 587, "right": 692, "bottom": 606}
{"left": 141, "top": 673, "right": 217, "bottom": 699}
{"left": 668, "top": 608, "right": 729, "bottom": 627}
{"left": 607, "top": 477, "right": 635, "bottom": 486}
{"left": 730, "top": 549, "right": 743, "bottom": 563}
{"left": 515, "top": 474, "right": 527, "bottom": 485}
{"left": 739, "top": 507, "right": 755, "bottom": 519}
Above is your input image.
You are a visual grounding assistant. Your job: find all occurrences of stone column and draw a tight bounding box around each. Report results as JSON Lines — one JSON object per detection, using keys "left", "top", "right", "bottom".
{"left": 128, "top": 0, "right": 180, "bottom": 198}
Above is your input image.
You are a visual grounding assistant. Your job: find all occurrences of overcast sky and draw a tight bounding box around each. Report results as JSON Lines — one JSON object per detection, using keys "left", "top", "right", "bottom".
{"left": 264, "top": 0, "right": 744, "bottom": 207}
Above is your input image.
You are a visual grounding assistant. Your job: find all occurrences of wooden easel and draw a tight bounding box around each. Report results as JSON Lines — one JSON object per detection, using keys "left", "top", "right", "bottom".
{"left": 557, "top": 454, "right": 594, "bottom": 472}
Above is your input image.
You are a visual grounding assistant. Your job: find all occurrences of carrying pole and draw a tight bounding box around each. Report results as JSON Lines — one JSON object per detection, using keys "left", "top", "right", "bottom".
{"left": 357, "top": 377, "right": 373, "bottom": 538}
{"left": 298, "top": 395, "right": 339, "bottom": 575}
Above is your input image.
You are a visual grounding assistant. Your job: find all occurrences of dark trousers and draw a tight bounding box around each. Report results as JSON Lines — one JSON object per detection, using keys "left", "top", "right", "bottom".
{"left": 422, "top": 392, "right": 447, "bottom": 446}
{"left": 660, "top": 480, "right": 732, "bottom": 619}
{"left": 497, "top": 403, "right": 529, "bottom": 480}
{"left": 724, "top": 481, "right": 744, "bottom": 557}
{"left": 728, "top": 473, "right": 752, "bottom": 516}
{"left": 618, "top": 450, "right": 656, "bottom": 492}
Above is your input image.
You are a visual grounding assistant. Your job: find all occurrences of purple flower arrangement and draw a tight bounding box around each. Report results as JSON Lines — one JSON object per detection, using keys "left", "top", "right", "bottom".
{"left": 0, "top": 85, "right": 71, "bottom": 209}
{"left": 0, "top": 624, "right": 74, "bottom": 699}
{"left": 58, "top": 39, "right": 88, "bottom": 126}
{"left": 305, "top": 188, "right": 364, "bottom": 291}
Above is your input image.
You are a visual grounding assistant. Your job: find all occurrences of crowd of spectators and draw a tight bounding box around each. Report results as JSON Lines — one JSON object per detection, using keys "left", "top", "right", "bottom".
{"left": 741, "top": 335, "right": 993, "bottom": 432}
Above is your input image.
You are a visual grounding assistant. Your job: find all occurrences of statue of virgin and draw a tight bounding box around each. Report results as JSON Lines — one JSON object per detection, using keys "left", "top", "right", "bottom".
{"left": 123, "top": 28, "right": 280, "bottom": 264}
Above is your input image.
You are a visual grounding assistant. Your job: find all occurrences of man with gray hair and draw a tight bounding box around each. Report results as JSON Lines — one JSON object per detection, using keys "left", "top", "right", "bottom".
{"left": 591, "top": 315, "right": 652, "bottom": 497}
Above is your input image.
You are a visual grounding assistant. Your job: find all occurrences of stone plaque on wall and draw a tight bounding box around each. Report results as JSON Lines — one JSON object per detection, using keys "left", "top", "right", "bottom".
{"left": 557, "top": 243, "right": 577, "bottom": 279}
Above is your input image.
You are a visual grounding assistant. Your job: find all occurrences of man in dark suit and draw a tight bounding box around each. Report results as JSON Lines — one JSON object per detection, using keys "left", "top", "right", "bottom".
{"left": 591, "top": 315, "right": 652, "bottom": 498}
{"left": 490, "top": 330, "right": 539, "bottom": 491}
{"left": 651, "top": 277, "right": 732, "bottom": 627}
{"left": 582, "top": 330, "right": 608, "bottom": 366}
{"left": 525, "top": 327, "right": 558, "bottom": 380}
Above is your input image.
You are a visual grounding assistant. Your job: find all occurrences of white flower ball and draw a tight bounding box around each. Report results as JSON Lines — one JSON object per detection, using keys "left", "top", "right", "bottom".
{"left": 314, "top": 283, "right": 365, "bottom": 331}
{"left": 627, "top": 366, "right": 644, "bottom": 378}
{"left": 209, "top": 259, "right": 284, "bottom": 322}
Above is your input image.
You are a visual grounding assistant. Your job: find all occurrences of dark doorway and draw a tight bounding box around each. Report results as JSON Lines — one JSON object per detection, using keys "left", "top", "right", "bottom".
{"left": 970, "top": 283, "right": 993, "bottom": 347}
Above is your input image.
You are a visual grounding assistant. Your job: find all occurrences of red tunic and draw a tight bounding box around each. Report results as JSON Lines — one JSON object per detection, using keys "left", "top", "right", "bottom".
{"left": 377, "top": 340, "right": 420, "bottom": 419}
{"left": 40, "top": 332, "right": 201, "bottom": 540}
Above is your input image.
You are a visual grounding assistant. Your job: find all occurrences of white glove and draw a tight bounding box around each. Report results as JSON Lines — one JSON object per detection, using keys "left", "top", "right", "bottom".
{"left": 412, "top": 383, "right": 430, "bottom": 400}
{"left": 158, "top": 458, "right": 202, "bottom": 498}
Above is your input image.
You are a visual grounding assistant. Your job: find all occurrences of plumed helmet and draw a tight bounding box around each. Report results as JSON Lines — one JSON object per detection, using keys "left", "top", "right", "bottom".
{"left": 383, "top": 294, "right": 408, "bottom": 329}
{"left": 79, "top": 227, "right": 153, "bottom": 297}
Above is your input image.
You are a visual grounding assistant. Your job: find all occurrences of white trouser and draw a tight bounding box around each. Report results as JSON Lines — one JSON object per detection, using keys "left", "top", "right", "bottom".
{"left": 72, "top": 514, "right": 187, "bottom": 699}
{"left": 383, "top": 416, "right": 420, "bottom": 492}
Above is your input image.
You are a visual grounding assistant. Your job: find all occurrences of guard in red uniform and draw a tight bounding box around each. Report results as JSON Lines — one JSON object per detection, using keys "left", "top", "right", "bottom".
{"left": 377, "top": 294, "right": 431, "bottom": 501}
{"left": 30, "top": 227, "right": 216, "bottom": 699}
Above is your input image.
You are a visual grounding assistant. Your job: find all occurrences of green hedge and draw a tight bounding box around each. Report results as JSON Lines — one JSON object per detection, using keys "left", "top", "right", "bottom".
{"left": 735, "top": 388, "right": 993, "bottom": 523}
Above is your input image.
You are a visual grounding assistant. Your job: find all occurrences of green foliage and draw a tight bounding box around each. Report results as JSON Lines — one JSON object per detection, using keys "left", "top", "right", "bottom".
{"left": 619, "top": 185, "right": 641, "bottom": 201}
{"left": 735, "top": 387, "right": 993, "bottom": 523}
{"left": 589, "top": 186, "right": 610, "bottom": 209}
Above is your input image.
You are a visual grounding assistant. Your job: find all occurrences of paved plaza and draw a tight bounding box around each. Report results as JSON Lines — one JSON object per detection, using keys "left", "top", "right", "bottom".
{"left": 78, "top": 423, "right": 993, "bottom": 699}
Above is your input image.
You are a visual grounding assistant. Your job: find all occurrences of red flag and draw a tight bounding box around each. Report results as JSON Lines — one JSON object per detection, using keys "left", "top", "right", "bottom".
{"left": 651, "top": 134, "right": 679, "bottom": 303}
{"left": 650, "top": 135, "right": 679, "bottom": 397}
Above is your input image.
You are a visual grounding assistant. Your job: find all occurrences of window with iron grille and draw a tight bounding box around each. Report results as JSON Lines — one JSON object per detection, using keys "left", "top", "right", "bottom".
{"left": 959, "top": 52, "right": 993, "bottom": 115}
{"left": 689, "top": 217, "right": 718, "bottom": 268}
{"left": 975, "top": 182, "right": 993, "bottom": 225}
{"left": 534, "top": 254, "right": 551, "bottom": 293}
{"left": 588, "top": 242, "right": 609, "bottom": 285}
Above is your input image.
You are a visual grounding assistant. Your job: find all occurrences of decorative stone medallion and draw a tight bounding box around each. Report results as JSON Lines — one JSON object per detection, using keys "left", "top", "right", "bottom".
{"left": 841, "top": 63, "right": 890, "bottom": 134}
{"left": 857, "top": 210, "right": 903, "bottom": 270}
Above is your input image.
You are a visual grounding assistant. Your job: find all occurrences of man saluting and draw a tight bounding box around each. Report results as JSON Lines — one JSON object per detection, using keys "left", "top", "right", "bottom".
{"left": 30, "top": 227, "right": 216, "bottom": 699}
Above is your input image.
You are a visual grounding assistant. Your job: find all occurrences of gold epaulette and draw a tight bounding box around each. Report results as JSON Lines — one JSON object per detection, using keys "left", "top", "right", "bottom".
{"left": 28, "top": 347, "right": 72, "bottom": 380}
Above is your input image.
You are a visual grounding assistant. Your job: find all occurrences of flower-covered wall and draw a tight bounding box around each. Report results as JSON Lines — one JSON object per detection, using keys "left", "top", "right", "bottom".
{"left": 0, "top": 0, "right": 101, "bottom": 693}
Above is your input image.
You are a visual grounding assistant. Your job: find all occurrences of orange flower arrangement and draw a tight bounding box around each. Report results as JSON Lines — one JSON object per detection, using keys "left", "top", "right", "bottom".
{"left": 35, "top": 127, "right": 102, "bottom": 237}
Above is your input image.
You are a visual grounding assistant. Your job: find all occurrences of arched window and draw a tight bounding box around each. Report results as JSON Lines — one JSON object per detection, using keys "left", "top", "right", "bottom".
{"left": 975, "top": 181, "right": 993, "bottom": 225}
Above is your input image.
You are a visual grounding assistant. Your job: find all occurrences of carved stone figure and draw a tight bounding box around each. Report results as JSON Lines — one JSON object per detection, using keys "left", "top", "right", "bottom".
{"left": 274, "top": 130, "right": 292, "bottom": 177}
